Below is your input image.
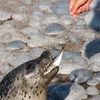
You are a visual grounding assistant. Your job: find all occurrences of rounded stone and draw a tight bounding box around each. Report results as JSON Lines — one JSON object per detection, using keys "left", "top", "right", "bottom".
{"left": 89, "top": 53, "right": 100, "bottom": 63}
{"left": 59, "top": 62, "right": 86, "bottom": 74}
{"left": 72, "top": 56, "right": 88, "bottom": 66}
{"left": 68, "top": 34, "right": 80, "bottom": 43}
{"left": 87, "top": 78, "right": 99, "bottom": 86}
{"left": 60, "top": 15, "right": 73, "bottom": 25}
{"left": 82, "top": 39, "right": 100, "bottom": 58}
{"left": 48, "top": 83, "right": 87, "bottom": 100}
{"left": 29, "top": 48, "right": 45, "bottom": 59}
{"left": 71, "top": 25, "right": 86, "bottom": 32}
{"left": 43, "top": 14, "right": 58, "bottom": 24}
{"left": 86, "top": 86, "right": 99, "bottom": 95}
{"left": 12, "top": 13, "right": 28, "bottom": 21}
{"left": 62, "top": 51, "right": 81, "bottom": 60}
{"left": 45, "top": 23, "right": 66, "bottom": 35}
{"left": 88, "top": 62, "right": 100, "bottom": 72}
{"left": 69, "top": 69, "right": 93, "bottom": 84}
{"left": 51, "top": 0, "right": 69, "bottom": 15}
{"left": 84, "top": 10, "right": 100, "bottom": 31}
{"left": 64, "top": 83, "right": 87, "bottom": 100}
{"left": 6, "top": 40, "right": 26, "bottom": 50}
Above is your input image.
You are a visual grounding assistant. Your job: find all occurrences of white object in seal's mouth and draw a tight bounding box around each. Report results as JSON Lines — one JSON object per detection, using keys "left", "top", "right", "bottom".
{"left": 43, "top": 49, "right": 63, "bottom": 75}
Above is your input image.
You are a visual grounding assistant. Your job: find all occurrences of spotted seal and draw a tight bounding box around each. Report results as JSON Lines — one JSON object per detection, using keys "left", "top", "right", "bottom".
{"left": 0, "top": 49, "right": 63, "bottom": 100}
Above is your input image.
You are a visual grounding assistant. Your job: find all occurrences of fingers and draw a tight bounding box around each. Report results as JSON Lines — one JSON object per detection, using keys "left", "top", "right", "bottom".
{"left": 69, "top": 0, "right": 75, "bottom": 11}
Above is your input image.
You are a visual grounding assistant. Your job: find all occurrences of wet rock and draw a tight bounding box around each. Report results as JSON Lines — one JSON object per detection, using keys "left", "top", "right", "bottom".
{"left": 69, "top": 69, "right": 93, "bottom": 84}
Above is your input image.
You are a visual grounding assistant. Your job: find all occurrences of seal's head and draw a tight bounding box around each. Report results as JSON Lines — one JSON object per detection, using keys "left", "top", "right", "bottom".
{"left": 0, "top": 50, "right": 63, "bottom": 100}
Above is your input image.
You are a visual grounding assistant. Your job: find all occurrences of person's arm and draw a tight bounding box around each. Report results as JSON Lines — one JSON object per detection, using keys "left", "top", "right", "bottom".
{"left": 69, "top": 0, "right": 93, "bottom": 17}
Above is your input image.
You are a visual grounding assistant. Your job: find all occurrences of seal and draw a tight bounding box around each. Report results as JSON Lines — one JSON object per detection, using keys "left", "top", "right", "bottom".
{"left": 0, "top": 49, "right": 63, "bottom": 100}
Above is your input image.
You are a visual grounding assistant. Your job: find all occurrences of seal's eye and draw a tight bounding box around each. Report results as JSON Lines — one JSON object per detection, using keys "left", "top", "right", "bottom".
{"left": 26, "top": 64, "right": 35, "bottom": 74}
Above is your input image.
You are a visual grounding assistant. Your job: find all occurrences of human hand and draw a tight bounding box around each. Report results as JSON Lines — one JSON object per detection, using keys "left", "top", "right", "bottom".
{"left": 69, "top": 0, "right": 92, "bottom": 17}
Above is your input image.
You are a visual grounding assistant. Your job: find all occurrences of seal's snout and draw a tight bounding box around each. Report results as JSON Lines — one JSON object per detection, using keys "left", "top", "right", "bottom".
{"left": 40, "top": 51, "right": 53, "bottom": 61}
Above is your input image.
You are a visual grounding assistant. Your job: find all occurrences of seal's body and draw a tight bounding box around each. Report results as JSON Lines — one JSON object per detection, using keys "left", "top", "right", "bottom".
{"left": 0, "top": 50, "right": 63, "bottom": 100}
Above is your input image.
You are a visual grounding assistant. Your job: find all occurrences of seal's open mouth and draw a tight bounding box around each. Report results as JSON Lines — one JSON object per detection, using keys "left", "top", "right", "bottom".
{"left": 43, "top": 49, "right": 63, "bottom": 75}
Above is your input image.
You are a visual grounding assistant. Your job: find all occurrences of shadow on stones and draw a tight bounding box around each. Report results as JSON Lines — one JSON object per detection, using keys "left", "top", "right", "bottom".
{"left": 85, "top": 1, "right": 100, "bottom": 58}
{"left": 85, "top": 38, "right": 100, "bottom": 58}
{"left": 89, "top": 1, "right": 100, "bottom": 32}
{"left": 47, "top": 83, "right": 72, "bottom": 100}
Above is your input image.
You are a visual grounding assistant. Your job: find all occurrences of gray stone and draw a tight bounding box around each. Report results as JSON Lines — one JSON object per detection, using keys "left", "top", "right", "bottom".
{"left": 0, "top": 10, "right": 11, "bottom": 21}
{"left": 23, "top": 0, "right": 32, "bottom": 4}
{"left": 60, "top": 15, "right": 73, "bottom": 25}
{"left": 59, "top": 62, "right": 86, "bottom": 74}
{"left": 71, "top": 25, "right": 86, "bottom": 32}
{"left": 68, "top": 34, "right": 80, "bottom": 43}
{"left": 87, "top": 78, "right": 99, "bottom": 86}
{"left": 47, "top": 83, "right": 87, "bottom": 100}
{"left": 64, "top": 83, "right": 87, "bottom": 100}
{"left": 6, "top": 40, "right": 26, "bottom": 50}
{"left": 89, "top": 53, "right": 100, "bottom": 63}
{"left": 62, "top": 52, "right": 81, "bottom": 60}
{"left": 88, "top": 95, "right": 100, "bottom": 100}
{"left": 43, "top": 14, "right": 58, "bottom": 24}
{"left": 51, "top": 0, "right": 69, "bottom": 15}
{"left": 29, "top": 19, "right": 41, "bottom": 28}
{"left": 29, "top": 48, "right": 45, "bottom": 59}
{"left": 45, "top": 23, "right": 66, "bottom": 35}
{"left": 33, "top": 1, "right": 52, "bottom": 11}
{"left": 12, "top": 13, "right": 28, "bottom": 21}
{"left": 84, "top": 10, "right": 100, "bottom": 31}
{"left": 88, "top": 62, "right": 100, "bottom": 72}
{"left": 72, "top": 56, "right": 88, "bottom": 66}
{"left": 14, "top": 53, "right": 33, "bottom": 66}
{"left": 32, "top": 10, "right": 44, "bottom": 16}
{"left": 69, "top": 69, "right": 93, "bottom": 84}
{"left": 86, "top": 86, "right": 100, "bottom": 95}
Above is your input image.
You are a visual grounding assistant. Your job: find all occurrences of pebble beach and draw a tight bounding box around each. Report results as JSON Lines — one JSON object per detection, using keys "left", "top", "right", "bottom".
{"left": 0, "top": 0, "right": 100, "bottom": 100}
